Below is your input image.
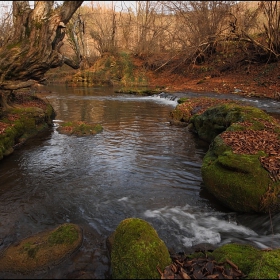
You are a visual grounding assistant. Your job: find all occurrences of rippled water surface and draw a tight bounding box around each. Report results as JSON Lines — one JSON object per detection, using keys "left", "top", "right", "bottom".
{"left": 0, "top": 85, "right": 279, "bottom": 279}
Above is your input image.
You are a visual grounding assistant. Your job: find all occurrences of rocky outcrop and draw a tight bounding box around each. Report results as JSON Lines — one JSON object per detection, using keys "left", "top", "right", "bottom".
{"left": 171, "top": 97, "right": 280, "bottom": 213}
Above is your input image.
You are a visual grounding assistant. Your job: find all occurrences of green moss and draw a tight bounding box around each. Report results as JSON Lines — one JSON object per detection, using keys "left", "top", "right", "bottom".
{"left": 57, "top": 121, "right": 103, "bottom": 136}
{"left": 115, "top": 88, "right": 161, "bottom": 96}
{"left": 249, "top": 249, "right": 280, "bottom": 279}
{"left": 48, "top": 224, "right": 79, "bottom": 245}
{"left": 45, "top": 104, "right": 56, "bottom": 124}
{"left": 202, "top": 142, "right": 279, "bottom": 212}
{"left": 171, "top": 97, "right": 241, "bottom": 131}
{"left": 212, "top": 243, "right": 260, "bottom": 274}
{"left": 211, "top": 244, "right": 280, "bottom": 279}
{"left": 190, "top": 104, "right": 243, "bottom": 142}
{"left": 177, "top": 97, "right": 189, "bottom": 104}
{"left": 0, "top": 223, "right": 82, "bottom": 273}
{"left": 0, "top": 98, "right": 55, "bottom": 161}
{"left": 22, "top": 242, "right": 39, "bottom": 258}
{"left": 111, "top": 218, "right": 171, "bottom": 279}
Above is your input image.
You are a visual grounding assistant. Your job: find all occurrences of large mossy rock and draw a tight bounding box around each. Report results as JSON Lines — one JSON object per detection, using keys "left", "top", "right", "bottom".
{"left": 0, "top": 223, "right": 83, "bottom": 273}
{"left": 196, "top": 105, "right": 280, "bottom": 213}
{"left": 171, "top": 97, "right": 280, "bottom": 213}
{"left": 170, "top": 97, "right": 240, "bottom": 129}
{"left": 109, "top": 218, "right": 171, "bottom": 279}
{"left": 211, "top": 243, "right": 280, "bottom": 279}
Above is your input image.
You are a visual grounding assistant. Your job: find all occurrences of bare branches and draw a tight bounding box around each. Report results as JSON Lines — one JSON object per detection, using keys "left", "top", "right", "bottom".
{"left": 228, "top": 1, "right": 280, "bottom": 62}
{"left": 0, "top": 4, "right": 13, "bottom": 47}
{"left": 261, "top": 1, "right": 280, "bottom": 60}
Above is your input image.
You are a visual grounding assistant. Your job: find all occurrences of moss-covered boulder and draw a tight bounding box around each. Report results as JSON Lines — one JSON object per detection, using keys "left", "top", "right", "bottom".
{"left": 171, "top": 97, "right": 280, "bottom": 213}
{"left": 198, "top": 105, "right": 280, "bottom": 213}
{"left": 211, "top": 243, "right": 280, "bottom": 279}
{"left": 109, "top": 218, "right": 171, "bottom": 279}
{"left": 56, "top": 121, "right": 103, "bottom": 136}
{"left": 170, "top": 97, "right": 240, "bottom": 128}
{"left": 0, "top": 93, "right": 55, "bottom": 161}
{"left": 0, "top": 223, "right": 83, "bottom": 273}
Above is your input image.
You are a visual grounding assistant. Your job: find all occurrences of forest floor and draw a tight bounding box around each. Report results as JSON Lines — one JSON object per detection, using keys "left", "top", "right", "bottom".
{"left": 144, "top": 59, "right": 280, "bottom": 101}
{"left": 46, "top": 55, "right": 280, "bottom": 101}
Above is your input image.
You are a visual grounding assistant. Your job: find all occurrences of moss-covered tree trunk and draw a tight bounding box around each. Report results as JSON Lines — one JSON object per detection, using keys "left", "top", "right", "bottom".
{"left": 0, "top": 1, "right": 83, "bottom": 110}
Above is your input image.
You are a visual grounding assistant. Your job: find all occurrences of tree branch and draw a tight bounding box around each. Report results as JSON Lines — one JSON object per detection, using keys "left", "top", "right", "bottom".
{"left": 0, "top": 80, "right": 37, "bottom": 90}
{"left": 63, "top": 56, "right": 81, "bottom": 69}
{"left": 59, "top": 1, "right": 84, "bottom": 24}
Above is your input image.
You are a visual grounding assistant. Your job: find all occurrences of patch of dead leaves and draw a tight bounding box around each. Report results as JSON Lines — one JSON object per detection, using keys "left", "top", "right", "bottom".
{"left": 0, "top": 122, "right": 8, "bottom": 134}
{"left": 221, "top": 127, "right": 280, "bottom": 182}
{"left": 158, "top": 253, "right": 245, "bottom": 279}
{"left": 179, "top": 98, "right": 239, "bottom": 116}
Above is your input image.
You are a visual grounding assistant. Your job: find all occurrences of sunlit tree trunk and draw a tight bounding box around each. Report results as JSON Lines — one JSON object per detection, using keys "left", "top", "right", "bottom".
{"left": 0, "top": 1, "right": 83, "bottom": 109}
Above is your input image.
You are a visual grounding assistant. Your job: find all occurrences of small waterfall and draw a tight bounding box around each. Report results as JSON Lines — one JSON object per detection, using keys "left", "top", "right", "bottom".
{"left": 157, "top": 92, "right": 180, "bottom": 101}
{"left": 152, "top": 91, "right": 280, "bottom": 116}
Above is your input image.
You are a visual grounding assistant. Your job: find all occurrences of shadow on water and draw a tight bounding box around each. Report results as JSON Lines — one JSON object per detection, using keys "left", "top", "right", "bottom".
{"left": 0, "top": 84, "right": 279, "bottom": 278}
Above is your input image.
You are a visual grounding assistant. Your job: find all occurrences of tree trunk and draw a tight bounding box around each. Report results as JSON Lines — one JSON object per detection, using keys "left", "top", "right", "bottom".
{"left": 0, "top": 1, "right": 83, "bottom": 109}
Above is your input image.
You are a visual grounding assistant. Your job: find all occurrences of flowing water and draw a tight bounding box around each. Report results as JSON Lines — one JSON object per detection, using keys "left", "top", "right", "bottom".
{"left": 0, "top": 84, "right": 280, "bottom": 279}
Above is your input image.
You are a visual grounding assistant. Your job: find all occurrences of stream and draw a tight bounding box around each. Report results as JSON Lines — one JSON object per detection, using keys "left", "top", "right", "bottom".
{"left": 0, "top": 84, "right": 279, "bottom": 279}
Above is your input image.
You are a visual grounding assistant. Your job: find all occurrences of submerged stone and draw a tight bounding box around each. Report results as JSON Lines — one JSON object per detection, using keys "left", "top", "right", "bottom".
{"left": 56, "top": 121, "right": 103, "bottom": 136}
{"left": 109, "top": 218, "right": 171, "bottom": 279}
{"left": 0, "top": 223, "right": 83, "bottom": 273}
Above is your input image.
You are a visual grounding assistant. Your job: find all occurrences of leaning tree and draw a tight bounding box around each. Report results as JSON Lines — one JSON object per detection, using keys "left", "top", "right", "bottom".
{"left": 0, "top": 1, "right": 84, "bottom": 109}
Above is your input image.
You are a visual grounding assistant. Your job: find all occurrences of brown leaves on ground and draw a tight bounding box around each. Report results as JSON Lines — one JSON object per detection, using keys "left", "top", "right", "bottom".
{"left": 221, "top": 129, "right": 279, "bottom": 156}
{"left": 13, "top": 92, "right": 47, "bottom": 110}
{"left": 142, "top": 57, "right": 280, "bottom": 100}
{"left": 0, "top": 122, "right": 9, "bottom": 134}
{"left": 221, "top": 122, "right": 280, "bottom": 182}
{"left": 0, "top": 92, "right": 48, "bottom": 135}
{"left": 158, "top": 253, "right": 245, "bottom": 279}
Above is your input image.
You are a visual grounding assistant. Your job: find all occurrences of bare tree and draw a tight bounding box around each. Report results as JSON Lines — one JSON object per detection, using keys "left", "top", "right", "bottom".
{"left": 162, "top": 1, "right": 236, "bottom": 64}
{"left": 117, "top": 3, "right": 134, "bottom": 52}
{"left": 0, "top": 1, "right": 83, "bottom": 109}
{"left": 227, "top": 1, "right": 280, "bottom": 63}
{"left": 134, "top": 1, "right": 161, "bottom": 57}
{"left": 0, "top": 4, "right": 13, "bottom": 47}
{"left": 87, "top": 1, "right": 118, "bottom": 56}
{"left": 260, "top": 1, "right": 280, "bottom": 61}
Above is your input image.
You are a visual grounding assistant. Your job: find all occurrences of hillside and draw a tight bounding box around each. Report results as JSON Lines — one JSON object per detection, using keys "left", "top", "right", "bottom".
{"left": 46, "top": 52, "right": 280, "bottom": 101}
